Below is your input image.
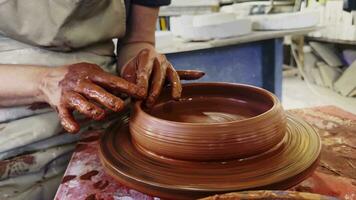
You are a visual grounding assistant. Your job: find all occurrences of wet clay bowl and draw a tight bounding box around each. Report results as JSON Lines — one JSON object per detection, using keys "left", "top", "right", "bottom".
{"left": 130, "top": 82, "right": 286, "bottom": 161}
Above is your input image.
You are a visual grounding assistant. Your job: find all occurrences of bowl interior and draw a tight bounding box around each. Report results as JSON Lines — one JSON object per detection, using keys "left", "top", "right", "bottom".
{"left": 145, "top": 83, "right": 274, "bottom": 124}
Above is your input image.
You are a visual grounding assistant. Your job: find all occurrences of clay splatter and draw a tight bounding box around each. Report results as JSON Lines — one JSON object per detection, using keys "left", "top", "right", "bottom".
{"left": 80, "top": 170, "right": 99, "bottom": 180}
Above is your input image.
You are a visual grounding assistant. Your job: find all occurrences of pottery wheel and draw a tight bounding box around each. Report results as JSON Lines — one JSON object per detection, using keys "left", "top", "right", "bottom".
{"left": 99, "top": 113, "right": 321, "bottom": 199}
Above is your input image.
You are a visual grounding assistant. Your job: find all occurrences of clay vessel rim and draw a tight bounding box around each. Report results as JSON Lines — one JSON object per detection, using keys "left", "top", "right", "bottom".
{"left": 136, "top": 82, "right": 280, "bottom": 126}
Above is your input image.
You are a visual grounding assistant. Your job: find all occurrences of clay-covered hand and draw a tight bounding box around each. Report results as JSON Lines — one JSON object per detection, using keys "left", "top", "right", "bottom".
{"left": 118, "top": 44, "right": 205, "bottom": 107}
{"left": 39, "top": 63, "right": 143, "bottom": 133}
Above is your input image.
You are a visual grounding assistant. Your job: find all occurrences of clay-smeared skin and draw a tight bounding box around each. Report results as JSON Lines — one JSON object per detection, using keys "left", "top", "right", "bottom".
{"left": 41, "top": 63, "right": 143, "bottom": 133}
{"left": 41, "top": 60, "right": 204, "bottom": 133}
{"left": 121, "top": 49, "right": 205, "bottom": 107}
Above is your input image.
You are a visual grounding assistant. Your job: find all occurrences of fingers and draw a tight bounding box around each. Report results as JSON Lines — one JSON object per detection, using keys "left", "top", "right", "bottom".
{"left": 120, "top": 59, "right": 137, "bottom": 83}
{"left": 146, "top": 58, "right": 167, "bottom": 107}
{"left": 135, "top": 49, "right": 154, "bottom": 98}
{"left": 166, "top": 63, "right": 182, "bottom": 100}
{"left": 76, "top": 82, "right": 124, "bottom": 112}
{"left": 57, "top": 105, "right": 80, "bottom": 134}
{"left": 65, "top": 92, "right": 105, "bottom": 120}
{"left": 91, "top": 71, "right": 145, "bottom": 99}
{"left": 177, "top": 70, "right": 205, "bottom": 80}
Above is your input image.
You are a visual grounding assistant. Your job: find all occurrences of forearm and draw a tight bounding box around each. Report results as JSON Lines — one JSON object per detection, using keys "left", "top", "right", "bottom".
{"left": 117, "top": 5, "right": 159, "bottom": 69}
{"left": 0, "top": 65, "right": 48, "bottom": 107}
{"left": 121, "top": 4, "right": 158, "bottom": 45}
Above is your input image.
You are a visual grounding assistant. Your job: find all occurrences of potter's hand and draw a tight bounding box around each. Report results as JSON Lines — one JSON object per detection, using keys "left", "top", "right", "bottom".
{"left": 40, "top": 63, "right": 143, "bottom": 133}
{"left": 118, "top": 43, "right": 205, "bottom": 107}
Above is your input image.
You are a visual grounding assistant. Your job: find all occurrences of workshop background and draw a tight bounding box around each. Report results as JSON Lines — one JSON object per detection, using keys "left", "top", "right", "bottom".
{"left": 152, "top": 0, "right": 356, "bottom": 114}
{"left": 1, "top": 0, "right": 355, "bottom": 199}
{"left": 58, "top": 0, "right": 356, "bottom": 199}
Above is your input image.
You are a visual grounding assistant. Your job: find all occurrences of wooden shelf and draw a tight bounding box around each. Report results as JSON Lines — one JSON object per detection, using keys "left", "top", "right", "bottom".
{"left": 306, "top": 36, "right": 356, "bottom": 46}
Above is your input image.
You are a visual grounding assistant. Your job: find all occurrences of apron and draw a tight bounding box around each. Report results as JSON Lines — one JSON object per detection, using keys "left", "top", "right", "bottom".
{"left": 0, "top": 0, "right": 126, "bottom": 199}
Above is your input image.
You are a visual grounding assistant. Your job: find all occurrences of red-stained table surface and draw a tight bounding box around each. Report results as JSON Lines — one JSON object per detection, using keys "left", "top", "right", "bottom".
{"left": 55, "top": 106, "right": 356, "bottom": 200}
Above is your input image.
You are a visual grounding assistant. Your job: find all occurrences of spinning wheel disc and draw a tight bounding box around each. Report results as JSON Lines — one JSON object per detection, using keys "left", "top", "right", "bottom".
{"left": 99, "top": 113, "right": 321, "bottom": 199}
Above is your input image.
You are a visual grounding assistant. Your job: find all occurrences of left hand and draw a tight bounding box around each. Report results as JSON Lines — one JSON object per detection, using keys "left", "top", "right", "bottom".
{"left": 117, "top": 42, "right": 205, "bottom": 107}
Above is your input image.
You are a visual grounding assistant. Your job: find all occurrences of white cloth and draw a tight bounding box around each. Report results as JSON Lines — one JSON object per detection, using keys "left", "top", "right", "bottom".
{"left": 0, "top": 0, "right": 126, "bottom": 52}
{"left": 0, "top": 0, "right": 127, "bottom": 199}
{"left": 0, "top": 106, "right": 51, "bottom": 123}
{"left": 0, "top": 112, "right": 62, "bottom": 153}
{"left": 0, "top": 144, "right": 75, "bottom": 181}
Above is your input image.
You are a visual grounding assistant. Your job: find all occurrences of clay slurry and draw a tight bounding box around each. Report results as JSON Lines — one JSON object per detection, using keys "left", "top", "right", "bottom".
{"left": 148, "top": 96, "right": 270, "bottom": 123}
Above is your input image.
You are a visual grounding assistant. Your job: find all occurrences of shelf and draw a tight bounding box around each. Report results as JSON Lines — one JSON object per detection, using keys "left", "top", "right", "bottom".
{"left": 306, "top": 36, "right": 356, "bottom": 46}
{"left": 158, "top": 27, "right": 319, "bottom": 54}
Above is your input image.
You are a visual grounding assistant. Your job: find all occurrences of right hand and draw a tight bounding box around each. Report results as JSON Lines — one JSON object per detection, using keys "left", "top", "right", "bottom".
{"left": 119, "top": 47, "right": 205, "bottom": 107}
{"left": 39, "top": 62, "right": 144, "bottom": 133}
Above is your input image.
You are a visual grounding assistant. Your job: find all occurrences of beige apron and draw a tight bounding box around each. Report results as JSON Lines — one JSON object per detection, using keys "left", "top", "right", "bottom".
{"left": 0, "top": 0, "right": 126, "bottom": 199}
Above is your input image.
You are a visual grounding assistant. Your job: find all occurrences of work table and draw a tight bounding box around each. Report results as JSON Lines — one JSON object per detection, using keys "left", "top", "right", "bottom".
{"left": 54, "top": 105, "right": 356, "bottom": 200}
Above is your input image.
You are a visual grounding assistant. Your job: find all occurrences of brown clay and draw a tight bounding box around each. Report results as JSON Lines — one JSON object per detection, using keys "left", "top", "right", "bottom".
{"left": 176, "top": 70, "right": 205, "bottom": 80}
{"left": 120, "top": 49, "right": 205, "bottom": 107}
{"left": 200, "top": 190, "right": 335, "bottom": 200}
{"left": 99, "top": 112, "right": 321, "bottom": 199}
{"left": 130, "top": 83, "right": 287, "bottom": 161}
{"left": 85, "top": 194, "right": 97, "bottom": 200}
{"left": 93, "top": 180, "right": 109, "bottom": 190}
{"left": 39, "top": 62, "right": 145, "bottom": 133}
{"left": 80, "top": 170, "right": 99, "bottom": 180}
{"left": 61, "top": 175, "right": 77, "bottom": 184}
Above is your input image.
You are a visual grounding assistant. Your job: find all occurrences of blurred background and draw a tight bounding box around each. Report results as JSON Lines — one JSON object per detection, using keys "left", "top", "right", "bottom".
{"left": 153, "top": 0, "right": 356, "bottom": 113}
